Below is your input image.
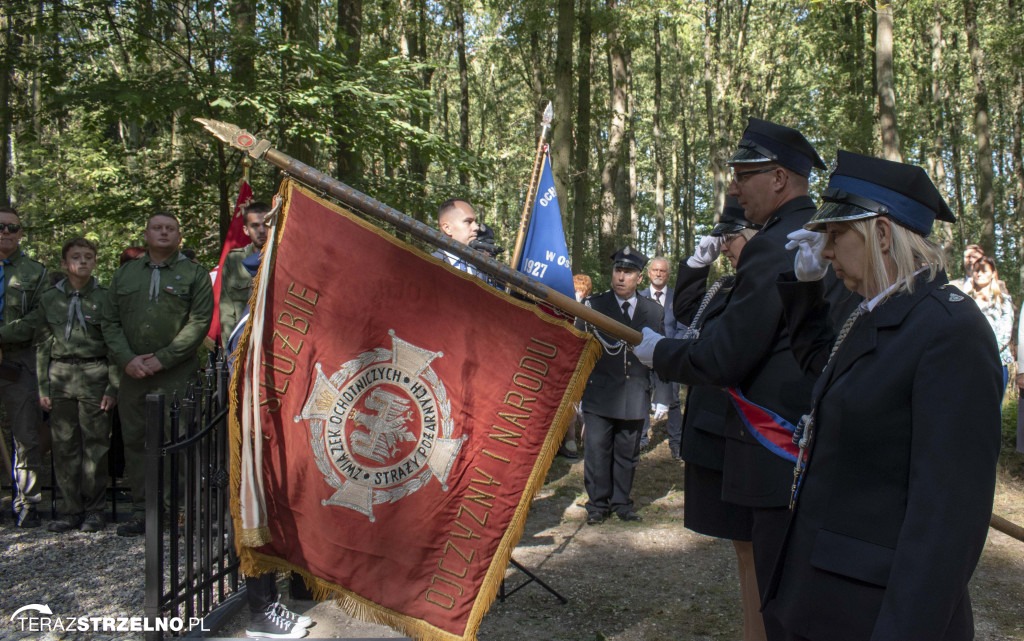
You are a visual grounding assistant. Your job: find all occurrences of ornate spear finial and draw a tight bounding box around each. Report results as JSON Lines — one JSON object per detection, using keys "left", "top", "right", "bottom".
{"left": 541, "top": 101, "right": 553, "bottom": 128}
{"left": 194, "top": 118, "right": 272, "bottom": 160}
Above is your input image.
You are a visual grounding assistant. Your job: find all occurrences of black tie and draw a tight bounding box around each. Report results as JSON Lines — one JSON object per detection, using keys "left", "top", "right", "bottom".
{"left": 621, "top": 300, "right": 631, "bottom": 321}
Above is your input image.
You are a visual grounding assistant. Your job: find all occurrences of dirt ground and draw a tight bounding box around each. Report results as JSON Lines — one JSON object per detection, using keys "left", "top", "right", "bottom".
{"left": 219, "top": 417, "right": 1024, "bottom": 641}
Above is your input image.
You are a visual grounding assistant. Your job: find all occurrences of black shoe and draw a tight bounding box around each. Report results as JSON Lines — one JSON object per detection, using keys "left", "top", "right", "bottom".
{"left": 586, "top": 512, "right": 607, "bottom": 526}
{"left": 616, "top": 511, "right": 642, "bottom": 522}
{"left": 81, "top": 512, "right": 107, "bottom": 532}
{"left": 16, "top": 507, "right": 41, "bottom": 528}
{"left": 245, "top": 607, "right": 308, "bottom": 638}
{"left": 556, "top": 446, "right": 580, "bottom": 461}
{"left": 48, "top": 514, "right": 85, "bottom": 532}
{"left": 116, "top": 517, "right": 145, "bottom": 537}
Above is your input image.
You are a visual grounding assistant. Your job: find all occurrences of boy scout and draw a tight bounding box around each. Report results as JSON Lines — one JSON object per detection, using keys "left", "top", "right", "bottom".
{"left": 0, "top": 206, "right": 49, "bottom": 528}
{"left": 2, "top": 238, "right": 118, "bottom": 532}
{"left": 219, "top": 202, "right": 270, "bottom": 347}
{"left": 102, "top": 213, "right": 213, "bottom": 536}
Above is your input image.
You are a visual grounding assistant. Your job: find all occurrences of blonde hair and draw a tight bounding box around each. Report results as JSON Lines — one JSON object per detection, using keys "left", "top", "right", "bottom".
{"left": 739, "top": 228, "right": 758, "bottom": 242}
{"left": 846, "top": 217, "right": 946, "bottom": 303}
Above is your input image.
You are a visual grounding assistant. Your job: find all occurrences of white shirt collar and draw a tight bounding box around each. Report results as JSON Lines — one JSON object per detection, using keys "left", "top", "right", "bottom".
{"left": 859, "top": 267, "right": 927, "bottom": 312}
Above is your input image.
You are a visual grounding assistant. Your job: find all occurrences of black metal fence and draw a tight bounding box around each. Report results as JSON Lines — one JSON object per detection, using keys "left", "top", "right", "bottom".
{"left": 144, "top": 357, "right": 240, "bottom": 640}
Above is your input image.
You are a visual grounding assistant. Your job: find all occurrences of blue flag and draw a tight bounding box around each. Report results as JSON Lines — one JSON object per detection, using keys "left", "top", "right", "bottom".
{"left": 517, "top": 154, "right": 575, "bottom": 299}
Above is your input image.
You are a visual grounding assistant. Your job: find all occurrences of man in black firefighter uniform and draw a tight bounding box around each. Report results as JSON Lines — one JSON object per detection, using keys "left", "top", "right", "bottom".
{"left": 579, "top": 246, "right": 670, "bottom": 525}
{"left": 634, "top": 119, "right": 856, "bottom": 638}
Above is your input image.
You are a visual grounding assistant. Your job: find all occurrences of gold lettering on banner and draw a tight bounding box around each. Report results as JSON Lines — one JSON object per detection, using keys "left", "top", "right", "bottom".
{"left": 425, "top": 335, "right": 561, "bottom": 614}
{"left": 260, "top": 282, "right": 318, "bottom": 414}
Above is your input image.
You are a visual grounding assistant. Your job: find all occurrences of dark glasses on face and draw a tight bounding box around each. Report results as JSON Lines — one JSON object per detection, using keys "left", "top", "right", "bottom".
{"left": 731, "top": 166, "right": 777, "bottom": 183}
{"left": 0, "top": 223, "right": 21, "bottom": 233}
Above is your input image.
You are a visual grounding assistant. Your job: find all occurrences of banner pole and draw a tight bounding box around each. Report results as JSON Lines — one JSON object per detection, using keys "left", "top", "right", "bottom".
{"left": 195, "top": 118, "right": 642, "bottom": 346}
{"left": 509, "top": 101, "right": 553, "bottom": 271}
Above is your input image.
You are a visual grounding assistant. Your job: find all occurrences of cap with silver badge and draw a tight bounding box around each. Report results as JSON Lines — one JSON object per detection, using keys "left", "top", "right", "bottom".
{"left": 805, "top": 150, "right": 955, "bottom": 236}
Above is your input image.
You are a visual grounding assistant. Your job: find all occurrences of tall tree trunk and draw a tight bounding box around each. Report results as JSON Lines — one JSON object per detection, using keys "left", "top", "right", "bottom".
{"left": 335, "top": 0, "right": 363, "bottom": 184}
{"left": 926, "top": 1, "right": 953, "bottom": 250}
{"left": 703, "top": 1, "right": 728, "bottom": 218}
{"left": 529, "top": 30, "right": 545, "bottom": 134}
{"left": 571, "top": 0, "right": 591, "bottom": 272}
{"left": 0, "top": 7, "right": 17, "bottom": 206}
{"left": 281, "top": 0, "right": 320, "bottom": 166}
{"left": 653, "top": 17, "right": 665, "bottom": 256}
{"left": 964, "top": 0, "right": 995, "bottom": 254}
{"left": 552, "top": 0, "right": 573, "bottom": 215}
{"left": 875, "top": 0, "right": 901, "bottom": 161}
{"left": 599, "top": 0, "right": 628, "bottom": 262}
{"left": 454, "top": 0, "right": 469, "bottom": 187}
{"left": 1007, "top": 0, "right": 1024, "bottom": 286}
{"left": 625, "top": 49, "right": 636, "bottom": 239}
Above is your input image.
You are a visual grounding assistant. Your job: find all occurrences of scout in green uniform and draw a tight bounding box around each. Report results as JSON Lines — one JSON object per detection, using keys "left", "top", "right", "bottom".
{"left": 102, "top": 213, "right": 213, "bottom": 536}
{"left": 2, "top": 238, "right": 118, "bottom": 532}
{"left": 219, "top": 201, "right": 270, "bottom": 347}
{"left": 0, "top": 206, "right": 49, "bottom": 528}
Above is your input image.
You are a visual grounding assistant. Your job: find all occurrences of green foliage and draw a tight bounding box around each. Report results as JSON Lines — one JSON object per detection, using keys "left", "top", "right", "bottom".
{"left": 1, "top": 0, "right": 1022, "bottom": 299}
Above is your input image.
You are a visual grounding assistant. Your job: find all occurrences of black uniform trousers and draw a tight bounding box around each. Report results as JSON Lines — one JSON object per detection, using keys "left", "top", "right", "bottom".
{"left": 582, "top": 412, "right": 644, "bottom": 518}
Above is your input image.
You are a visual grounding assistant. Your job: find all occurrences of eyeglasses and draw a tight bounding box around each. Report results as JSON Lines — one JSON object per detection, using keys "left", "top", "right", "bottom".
{"left": 0, "top": 223, "right": 22, "bottom": 233}
{"left": 731, "top": 167, "right": 777, "bottom": 183}
{"left": 722, "top": 233, "right": 743, "bottom": 243}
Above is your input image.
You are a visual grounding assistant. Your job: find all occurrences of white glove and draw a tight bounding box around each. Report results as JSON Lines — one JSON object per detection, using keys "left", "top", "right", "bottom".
{"left": 652, "top": 403, "right": 668, "bottom": 421}
{"left": 785, "top": 229, "right": 828, "bottom": 281}
{"left": 686, "top": 236, "right": 724, "bottom": 268}
{"left": 634, "top": 327, "right": 664, "bottom": 368}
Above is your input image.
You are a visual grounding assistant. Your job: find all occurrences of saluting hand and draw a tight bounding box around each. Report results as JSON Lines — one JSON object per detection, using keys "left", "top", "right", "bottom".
{"left": 786, "top": 229, "right": 829, "bottom": 281}
{"left": 686, "top": 236, "right": 724, "bottom": 268}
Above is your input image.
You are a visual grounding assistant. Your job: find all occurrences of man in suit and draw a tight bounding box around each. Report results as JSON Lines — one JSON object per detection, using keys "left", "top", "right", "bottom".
{"left": 634, "top": 119, "right": 852, "bottom": 637}
{"left": 638, "top": 256, "right": 684, "bottom": 455}
{"left": 579, "top": 246, "right": 670, "bottom": 525}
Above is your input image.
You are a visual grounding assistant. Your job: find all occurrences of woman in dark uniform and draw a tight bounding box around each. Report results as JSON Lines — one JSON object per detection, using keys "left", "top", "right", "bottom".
{"left": 672, "top": 196, "right": 766, "bottom": 641}
{"left": 764, "top": 151, "right": 1002, "bottom": 641}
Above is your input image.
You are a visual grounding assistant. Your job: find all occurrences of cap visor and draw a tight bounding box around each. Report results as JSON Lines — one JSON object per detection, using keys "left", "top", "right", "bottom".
{"left": 711, "top": 222, "right": 745, "bottom": 236}
{"left": 804, "top": 201, "right": 879, "bottom": 232}
{"left": 727, "top": 147, "right": 772, "bottom": 165}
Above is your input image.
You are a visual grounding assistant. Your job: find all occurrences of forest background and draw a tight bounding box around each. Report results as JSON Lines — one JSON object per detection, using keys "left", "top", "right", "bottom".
{"left": 1, "top": 0, "right": 1022, "bottom": 294}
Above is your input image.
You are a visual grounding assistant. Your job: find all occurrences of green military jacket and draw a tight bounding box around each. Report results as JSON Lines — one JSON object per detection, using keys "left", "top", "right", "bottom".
{"left": 102, "top": 250, "right": 214, "bottom": 372}
{"left": 0, "top": 277, "right": 118, "bottom": 397}
{"left": 219, "top": 243, "right": 256, "bottom": 347}
{"left": 0, "top": 250, "right": 48, "bottom": 351}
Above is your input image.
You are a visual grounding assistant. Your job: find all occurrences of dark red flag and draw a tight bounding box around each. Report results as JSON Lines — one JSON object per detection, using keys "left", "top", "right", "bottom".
{"left": 230, "top": 182, "right": 599, "bottom": 641}
{"left": 208, "top": 179, "right": 253, "bottom": 344}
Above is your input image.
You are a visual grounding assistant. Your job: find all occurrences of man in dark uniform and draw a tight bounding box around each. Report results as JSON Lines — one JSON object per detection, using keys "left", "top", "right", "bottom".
{"left": 219, "top": 202, "right": 271, "bottom": 347}
{"left": 634, "top": 119, "right": 851, "bottom": 631}
{"left": 0, "top": 206, "right": 49, "bottom": 527}
{"left": 579, "top": 246, "right": 670, "bottom": 525}
{"left": 638, "top": 256, "right": 683, "bottom": 454}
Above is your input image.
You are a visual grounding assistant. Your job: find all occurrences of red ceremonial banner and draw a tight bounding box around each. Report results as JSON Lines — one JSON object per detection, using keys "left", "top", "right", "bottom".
{"left": 208, "top": 179, "right": 254, "bottom": 344}
{"left": 230, "top": 181, "right": 599, "bottom": 641}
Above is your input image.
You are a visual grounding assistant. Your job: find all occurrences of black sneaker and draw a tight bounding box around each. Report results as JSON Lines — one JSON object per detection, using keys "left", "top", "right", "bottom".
{"left": 48, "top": 514, "right": 85, "bottom": 532}
{"left": 81, "top": 512, "right": 107, "bottom": 532}
{"left": 16, "top": 507, "right": 41, "bottom": 528}
{"left": 245, "top": 608, "right": 308, "bottom": 639}
{"left": 116, "top": 517, "right": 145, "bottom": 537}
{"left": 273, "top": 601, "right": 312, "bottom": 628}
